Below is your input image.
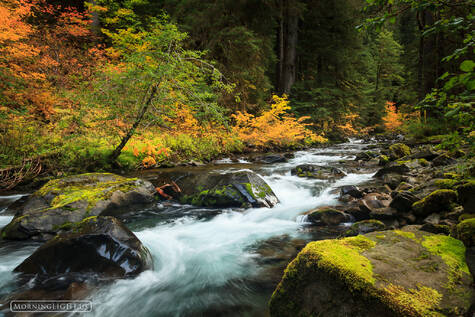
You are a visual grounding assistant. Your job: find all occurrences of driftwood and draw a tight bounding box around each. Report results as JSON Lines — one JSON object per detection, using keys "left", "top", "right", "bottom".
{"left": 0, "top": 153, "right": 57, "bottom": 191}
{"left": 155, "top": 181, "right": 181, "bottom": 200}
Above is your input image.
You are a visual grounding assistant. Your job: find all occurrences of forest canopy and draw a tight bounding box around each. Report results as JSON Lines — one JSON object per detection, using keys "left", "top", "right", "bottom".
{"left": 0, "top": 0, "right": 473, "bottom": 188}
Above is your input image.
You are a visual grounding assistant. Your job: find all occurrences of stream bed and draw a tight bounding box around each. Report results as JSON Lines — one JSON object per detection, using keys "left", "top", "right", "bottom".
{"left": 0, "top": 140, "right": 378, "bottom": 316}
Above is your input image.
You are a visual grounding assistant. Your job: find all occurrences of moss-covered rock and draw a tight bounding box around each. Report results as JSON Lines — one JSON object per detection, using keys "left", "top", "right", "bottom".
{"left": 290, "top": 164, "right": 346, "bottom": 180}
{"left": 269, "top": 227, "right": 473, "bottom": 317}
{"left": 453, "top": 219, "right": 475, "bottom": 247}
{"left": 305, "top": 207, "right": 348, "bottom": 226}
{"left": 1, "top": 173, "right": 156, "bottom": 241}
{"left": 345, "top": 220, "right": 386, "bottom": 236}
{"left": 434, "top": 179, "right": 459, "bottom": 189}
{"left": 175, "top": 171, "right": 278, "bottom": 208}
{"left": 412, "top": 189, "right": 458, "bottom": 217}
{"left": 378, "top": 155, "right": 390, "bottom": 166}
{"left": 388, "top": 143, "right": 411, "bottom": 160}
{"left": 14, "top": 216, "right": 152, "bottom": 284}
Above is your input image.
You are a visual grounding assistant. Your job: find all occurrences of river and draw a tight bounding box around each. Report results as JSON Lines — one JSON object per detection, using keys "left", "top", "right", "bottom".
{"left": 0, "top": 140, "right": 377, "bottom": 316}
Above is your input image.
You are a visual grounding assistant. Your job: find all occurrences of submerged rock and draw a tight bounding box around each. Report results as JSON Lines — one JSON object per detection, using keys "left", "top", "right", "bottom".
{"left": 291, "top": 164, "right": 346, "bottom": 180}
{"left": 254, "top": 154, "right": 287, "bottom": 164}
{"left": 14, "top": 216, "right": 152, "bottom": 281}
{"left": 1, "top": 173, "right": 156, "bottom": 241}
{"left": 172, "top": 171, "right": 278, "bottom": 208}
{"left": 269, "top": 227, "right": 473, "bottom": 317}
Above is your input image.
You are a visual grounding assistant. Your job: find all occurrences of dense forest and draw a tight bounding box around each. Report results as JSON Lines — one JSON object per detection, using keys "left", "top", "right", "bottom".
{"left": 1, "top": 0, "right": 473, "bottom": 187}
{"left": 0, "top": 1, "right": 475, "bottom": 316}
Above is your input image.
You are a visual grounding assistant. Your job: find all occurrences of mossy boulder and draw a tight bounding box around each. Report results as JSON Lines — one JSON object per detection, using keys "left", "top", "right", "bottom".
{"left": 305, "top": 207, "right": 348, "bottom": 226}
{"left": 453, "top": 219, "right": 475, "bottom": 247}
{"left": 1, "top": 173, "right": 156, "bottom": 241}
{"left": 14, "top": 216, "right": 152, "bottom": 285}
{"left": 172, "top": 171, "right": 278, "bottom": 208}
{"left": 388, "top": 143, "right": 411, "bottom": 160}
{"left": 456, "top": 180, "right": 475, "bottom": 213}
{"left": 269, "top": 227, "right": 473, "bottom": 317}
{"left": 291, "top": 164, "right": 346, "bottom": 180}
{"left": 345, "top": 220, "right": 386, "bottom": 236}
{"left": 412, "top": 189, "right": 458, "bottom": 217}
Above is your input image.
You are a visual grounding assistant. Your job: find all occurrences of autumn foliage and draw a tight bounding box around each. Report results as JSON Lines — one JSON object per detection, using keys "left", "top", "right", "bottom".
{"left": 232, "top": 95, "right": 326, "bottom": 149}
{"left": 382, "top": 101, "right": 403, "bottom": 131}
{"left": 0, "top": 0, "right": 102, "bottom": 119}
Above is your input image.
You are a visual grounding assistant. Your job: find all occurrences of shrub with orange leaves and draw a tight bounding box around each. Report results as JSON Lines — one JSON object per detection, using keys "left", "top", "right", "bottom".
{"left": 382, "top": 101, "right": 403, "bottom": 131}
{"left": 0, "top": 0, "right": 104, "bottom": 119}
{"left": 232, "top": 95, "right": 326, "bottom": 149}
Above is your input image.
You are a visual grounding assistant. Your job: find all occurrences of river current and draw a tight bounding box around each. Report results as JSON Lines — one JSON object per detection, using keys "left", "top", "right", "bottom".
{"left": 0, "top": 140, "right": 376, "bottom": 316}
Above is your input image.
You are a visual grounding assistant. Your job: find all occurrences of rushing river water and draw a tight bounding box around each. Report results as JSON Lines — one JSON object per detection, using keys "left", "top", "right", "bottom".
{"left": 0, "top": 141, "right": 377, "bottom": 317}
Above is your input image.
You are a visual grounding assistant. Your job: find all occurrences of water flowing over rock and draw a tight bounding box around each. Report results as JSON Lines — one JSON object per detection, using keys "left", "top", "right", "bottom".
{"left": 1, "top": 173, "right": 156, "bottom": 241}
{"left": 14, "top": 216, "right": 152, "bottom": 284}
{"left": 270, "top": 227, "right": 473, "bottom": 317}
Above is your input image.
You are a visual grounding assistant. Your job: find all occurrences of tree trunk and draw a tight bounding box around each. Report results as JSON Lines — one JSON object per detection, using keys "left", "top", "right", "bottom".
{"left": 90, "top": 0, "right": 101, "bottom": 35}
{"left": 416, "top": 10, "right": 425, "bottom": 101}
{"left": 276, "top": 0, "right": 284, "bottom": 90}
{"left": 279, "top": 0, "right": 299, "bottom": 95}
{"left": 109, "top": 84, "right": 158, "bottom": 162}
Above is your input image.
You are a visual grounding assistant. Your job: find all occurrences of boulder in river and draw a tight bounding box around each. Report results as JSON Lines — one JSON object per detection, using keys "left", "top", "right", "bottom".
{"left": 14, "top": 216, "right": 152, "bottom": 282}
{"left": 269, "top": 227, "right": 473, "bottom": 317}
{"left": 291, "top": 164, "right": 346, "bottom": 180}
{"left": 339, "top": 185, "right": 363, "bottom": 199}
{"left": 1, "top": 173, "right": 156, "bottom": 241}
{"left": 170, "top": 170, "right": 278, "bottom": 208}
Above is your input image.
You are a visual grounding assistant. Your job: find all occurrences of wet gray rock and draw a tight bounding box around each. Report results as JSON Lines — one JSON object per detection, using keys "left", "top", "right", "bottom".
{"left": 14, "top": 216, "right": 153, "bottom": 282}
{"left": 339, "top": 185, "right": 363, "bottom": 199}
{"left": 172, "top": 170, "right": 279, "bottom": 208}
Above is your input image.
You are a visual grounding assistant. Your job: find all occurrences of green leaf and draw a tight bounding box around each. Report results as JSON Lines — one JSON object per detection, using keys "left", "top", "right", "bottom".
{"left": 460, "top": 60, "right": 475, "bottom": 72}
